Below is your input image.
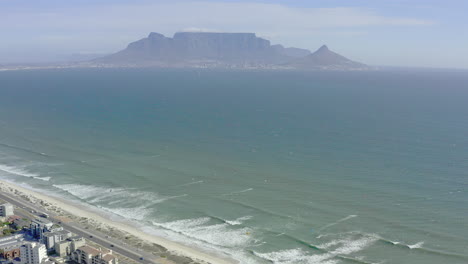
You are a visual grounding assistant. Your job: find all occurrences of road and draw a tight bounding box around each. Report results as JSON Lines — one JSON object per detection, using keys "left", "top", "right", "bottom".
{"left": 0, "top": 191, "right": 159, "bottom": 264}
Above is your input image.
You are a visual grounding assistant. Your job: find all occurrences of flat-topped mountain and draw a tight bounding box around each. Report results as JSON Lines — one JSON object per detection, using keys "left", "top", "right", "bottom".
{"left": 97, "top": 32, "right": 306, "bottom": 65}
{"left": 95, "top": 32, "right": 366, "bottom": 70}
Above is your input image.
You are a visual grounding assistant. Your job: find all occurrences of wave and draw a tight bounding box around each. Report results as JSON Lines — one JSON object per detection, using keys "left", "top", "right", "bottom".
{"left": 175, "top": 180, "right": 204, "bottom": 187}
{"left": 316, "top": 231, "right": 468, "bottom": 261}
{"left": 254, "top": 248, "right": 340, "bottom": 264}
{"left": 52, "top": 183, "right": 190, "bottom": 224}
{"left": 407, "top": 241, "right": 424, "bottom": 249}
{"left": 219, "top": 199, "right": 315, "bottom": 226}
{"left": 96, "top": 205, "right": 154, "bottom": 221}
{"left": 0, "top": 164, "right": 39, "bottom": 177}
{"left": 254, "top": 233, "right": 378, "bottom": 264}
{"left": 377, "top": 237, "right": 468, "bottom": 261}
{"left": 318, "top": 215, "right": 358, "bottom": 232}
{"left": 207, "top": 214, "right": 253, "bottom": 227}
{"left": 34, "top": 176, "right": 51, "bottom": 181}
{"left": 223, "top": 187, "right": 253, "bottom": 196}
{"left": 225, "top": 215, "right": 253, "bottom": 226}
{"left": 53, "top": 184, "right": 122, "bottom": 201}
{"left": 52, "top": 183, "right": 185, "bottom": 208}
{"left": 0, "top": 163, "right": 53, "bottom": 182}
{"left": 152, "top": 215, "right": 255, "bottom": 248}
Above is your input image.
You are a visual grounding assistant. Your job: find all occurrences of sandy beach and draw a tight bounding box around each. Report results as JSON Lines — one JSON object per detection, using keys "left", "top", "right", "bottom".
{"left": 0, "top": 179, "right": 237, "bottom": 264}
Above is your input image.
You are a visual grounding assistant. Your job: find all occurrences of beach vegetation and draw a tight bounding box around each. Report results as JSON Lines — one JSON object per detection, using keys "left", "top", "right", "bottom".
{"left": 2, "top": 229, "right": 12, "bottom": 236}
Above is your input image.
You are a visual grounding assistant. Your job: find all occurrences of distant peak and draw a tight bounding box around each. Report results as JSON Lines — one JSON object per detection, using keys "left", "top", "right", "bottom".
{"left": 148, "top": 32, "right": 165, "bottom": 39}
{"left": 317, "top": 45, "right": 329, "bottom": 52}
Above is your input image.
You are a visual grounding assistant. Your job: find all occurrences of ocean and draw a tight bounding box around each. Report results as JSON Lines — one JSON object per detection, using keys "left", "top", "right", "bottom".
{"left": 0, "top": 68, "right": 467, "bottom": 264}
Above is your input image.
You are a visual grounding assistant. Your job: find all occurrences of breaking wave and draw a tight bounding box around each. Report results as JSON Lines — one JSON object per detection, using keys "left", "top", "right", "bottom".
{"left": 0, "top": 163, "right": 53, "bottom": 182}
{"left": 254, "top": 233, "right": 378, "bottom": 264}
{"left": 152, "top": 215, "right": 255, "bottom": 248}
{"left": 0, "top": 164, "right": 39, "bottom": 177}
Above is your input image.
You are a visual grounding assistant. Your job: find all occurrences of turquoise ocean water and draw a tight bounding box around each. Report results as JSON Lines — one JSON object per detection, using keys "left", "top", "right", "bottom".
{"left": 0, "top": 69, "right": 467, "bottom": 264}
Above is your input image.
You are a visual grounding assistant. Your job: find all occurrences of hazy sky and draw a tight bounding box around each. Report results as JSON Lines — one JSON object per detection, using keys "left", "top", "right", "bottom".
{"left": 1, "top": 0, "right": 467, "bottom": 68}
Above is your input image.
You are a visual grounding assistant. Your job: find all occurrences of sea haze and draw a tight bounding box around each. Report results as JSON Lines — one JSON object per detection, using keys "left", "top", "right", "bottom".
{"left": 0, "top": 69, "right": 467, "bottom": 264}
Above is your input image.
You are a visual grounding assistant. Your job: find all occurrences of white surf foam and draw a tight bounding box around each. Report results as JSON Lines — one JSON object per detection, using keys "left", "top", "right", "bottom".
{"left": 97, "top": 205, "right": 153, "bottom": 221}
{"left": 327, "top": 235, "right": 378, "bottom": 255}
{"left": 52, "top": 184, "right": 189, "bottom": 223}
{"left": 225, "top": 215, "right": 253, "bottom": 226}
{"left": 53, "top": 184, "right": 120, "bottom": 200}
{"left": 34, "top": 176, "right": 51, "bottom": 181}
{"left": 153, "top": 216, "right": 254, "bottom": 248}
{"left": 388, "top": 240, "right": 424, "bottom": 249}
{"left": 318, "top": 215, "right": 358, "bottom": 231}
{"left": 0, "top": 164, "right": 39, "bottom": 177}
{"left": 52, "top": 183, "right": 177, "bottom": 207}
{"left": 407, "top": 241, "right": 424, "bottom": 249}
{"left": 256, "top": 233, "right": 377, "bottom": 264}
{"left": 0, "top": 163, "right": 51, "bottom": 182}
{"left": 223, "top": 187, "right": 254, "bottom": 196}
{"left": 254, "top": 248, "right": 339, "bottom": 264}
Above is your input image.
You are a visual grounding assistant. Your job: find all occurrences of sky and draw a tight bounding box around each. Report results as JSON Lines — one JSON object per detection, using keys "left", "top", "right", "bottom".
{"left": 1, "top": 0, "right": 467, "bottom": 68}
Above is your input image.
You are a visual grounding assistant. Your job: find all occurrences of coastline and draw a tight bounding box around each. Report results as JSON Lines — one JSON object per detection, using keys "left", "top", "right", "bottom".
{"left": 0, "top": 179, "right": 238, "bottom": 264}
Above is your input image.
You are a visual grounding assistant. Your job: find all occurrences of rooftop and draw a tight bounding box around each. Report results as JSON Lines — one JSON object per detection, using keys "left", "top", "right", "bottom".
{"left": 0, "top": 234, "right": 24, "bottom": 246}
{"left": 32, "top": 218, "right": 53, "bottom": 225}
{"left": 78, "top": 245, "right": 101, "bottom": 256}
{"left": 0, "top": 241, "right": 25, "bottom": 250}
{"left": 101, "top": 254, "right": 116, "bottom": 261}
{"left": 68, "top": 236, "right": 85, "bottom": 242}
{"left": 43, "top": 230, "right": 70, "bottom": 236}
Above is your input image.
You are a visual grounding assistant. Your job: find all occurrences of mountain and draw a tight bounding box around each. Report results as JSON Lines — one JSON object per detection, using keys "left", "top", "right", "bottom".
{"left": 270, "top": 44, "right": 311, "bottom": 58}
{"left": 94, "top": 32, "right": 367, "bottom": 70}
{"left": 96, "top": 32, "right": 305, "bottom": 66}
{"left": 286, "top": 45, "right": 367, "bottom": 70}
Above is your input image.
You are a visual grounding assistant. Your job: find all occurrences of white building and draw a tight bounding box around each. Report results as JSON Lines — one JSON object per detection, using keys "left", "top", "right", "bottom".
{"left": 19, "top": 242, "right": 47, "bottom": 264}
{"left": 42, "top": 230, "right": 72, "bottom": 252}
{"left": 54, "top": 237, "right": 86, "bottom": 258}
{"left": 71, "top": 246, "right": 118, "bottom": 264}
{"left": 0, "top": 203, "right": 14, "bottom": 217}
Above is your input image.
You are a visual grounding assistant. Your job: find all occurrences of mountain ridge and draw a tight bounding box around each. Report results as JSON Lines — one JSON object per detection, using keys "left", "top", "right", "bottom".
{"left": 95, "top": 32, "right": 367, "bottom": 70}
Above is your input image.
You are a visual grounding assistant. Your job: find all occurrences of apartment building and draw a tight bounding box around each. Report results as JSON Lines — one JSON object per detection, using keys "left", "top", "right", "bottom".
{"left": 0, "top": 204, "right": 14, "bottom": 218}
{"left": 71, "top": 246, "right": 118, "bottom": 264}
{"left": 19, "top": 243, "right": 47, "bottom": 264}
{"left": 42, "top": 231, "right": 72, "bottom": 251}
{"left": 54, "top": 237, "right": 85, "bottom": 258}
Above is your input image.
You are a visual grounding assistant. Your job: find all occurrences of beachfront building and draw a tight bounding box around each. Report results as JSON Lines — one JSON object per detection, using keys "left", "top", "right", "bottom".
{"left": 0, "top": 234, "right": 25, "bottom": 260}
{"left": 29, "top": 220, "right": 53, "bottom": 240}
{"left": 11, "top": 218, "right": 30, "bottom": 231}
{"left": 0, "top": 242, "right": 22, "bottom": 261}
{"left": 42, "top": 231, "right": 72, "bottom": 252}
{"left": 71, "top": 246, "right": 118, "bottom": 264}
{"left": 0, "top": 204, "right": 14, "bottom": 218}
{"left": 54, "top": 237, "right": 85, "bottom": 258}
{"left": 19, "top": 243, "right": 47, "bottom": 264}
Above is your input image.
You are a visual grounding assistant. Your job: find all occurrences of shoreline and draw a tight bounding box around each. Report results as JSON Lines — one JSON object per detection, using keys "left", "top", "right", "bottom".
{"left": 0, "top": 179, "right": 238, "bottom": 264}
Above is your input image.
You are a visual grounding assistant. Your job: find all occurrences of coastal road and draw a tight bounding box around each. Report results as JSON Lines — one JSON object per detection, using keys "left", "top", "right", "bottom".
{"left": 0, "top": 192, "right": 159, "bottom": 264}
